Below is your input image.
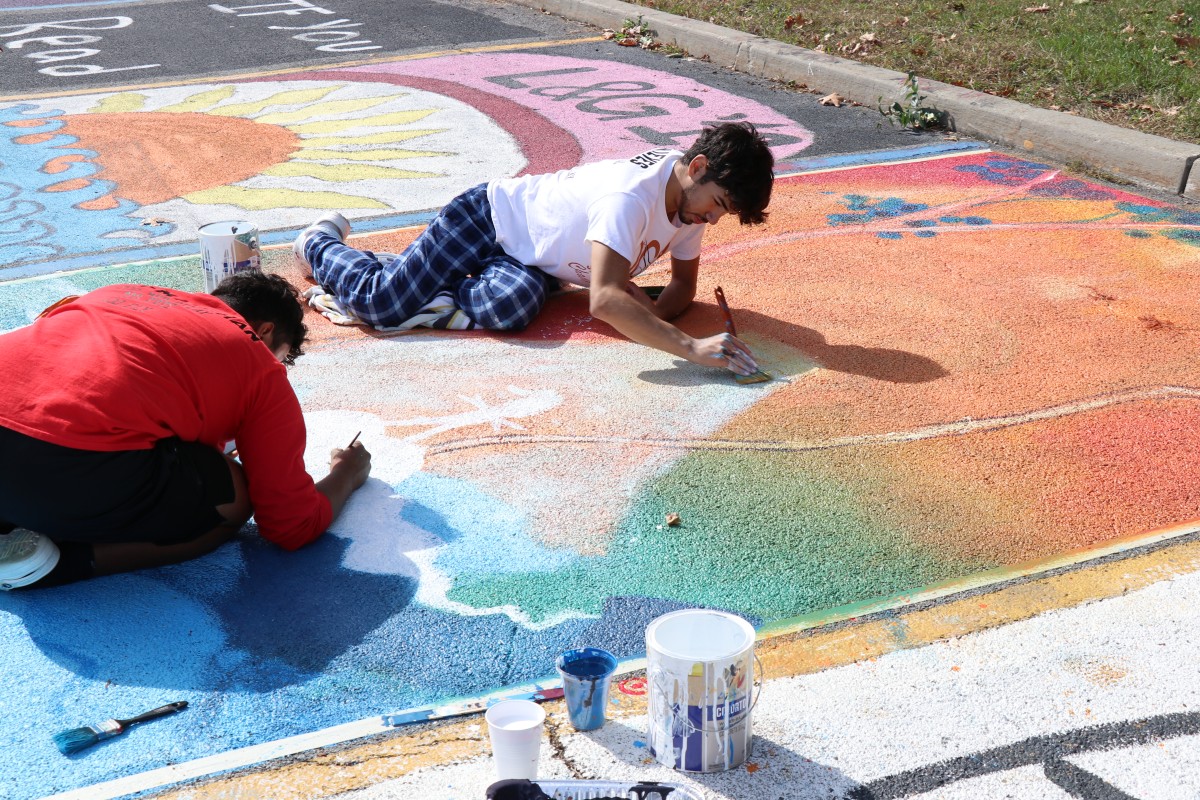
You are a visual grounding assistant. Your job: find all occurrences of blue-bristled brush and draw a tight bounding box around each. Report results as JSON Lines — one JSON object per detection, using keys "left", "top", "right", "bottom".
{"left": 52, "top": 701, "right": 188, "bottom": 755}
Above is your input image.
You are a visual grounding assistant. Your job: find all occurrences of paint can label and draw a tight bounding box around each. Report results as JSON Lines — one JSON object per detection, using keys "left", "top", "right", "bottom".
{"left": 199, "top": 221, "right": 261, "bottom": 293}
{"left": 659, "top": 666, "right": 752, "bottom": 772}
{"left": 645, "top": 610, "right": 757, "bottom": 773}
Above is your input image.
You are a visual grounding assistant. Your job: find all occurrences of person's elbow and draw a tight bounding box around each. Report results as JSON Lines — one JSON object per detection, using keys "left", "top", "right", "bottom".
{"left": 588, "top": 284, "right": 625, "bottom": 321}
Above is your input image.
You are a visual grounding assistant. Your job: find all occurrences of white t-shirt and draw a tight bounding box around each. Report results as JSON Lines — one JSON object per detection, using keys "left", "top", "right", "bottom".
{"left": 487, "top": 149, "right": 706, "bottom": 287}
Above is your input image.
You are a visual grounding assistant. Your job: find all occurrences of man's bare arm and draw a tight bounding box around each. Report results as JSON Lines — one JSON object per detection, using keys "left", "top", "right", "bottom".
{"left": 589, "top": 241, "right": 757, "bottom": 374}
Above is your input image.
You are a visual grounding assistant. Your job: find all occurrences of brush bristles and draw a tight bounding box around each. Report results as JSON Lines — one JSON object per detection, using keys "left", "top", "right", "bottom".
{"left": 53, "top": 718, "right": 122, "bottom": 754}
{"left": 52, "top": 726, "right": 102, "bottom": 755}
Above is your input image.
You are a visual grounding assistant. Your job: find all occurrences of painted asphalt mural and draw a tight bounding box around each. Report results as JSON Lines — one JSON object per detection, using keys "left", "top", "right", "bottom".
{"left": 1, "top": 52, "right": 1198, "bottom": 799}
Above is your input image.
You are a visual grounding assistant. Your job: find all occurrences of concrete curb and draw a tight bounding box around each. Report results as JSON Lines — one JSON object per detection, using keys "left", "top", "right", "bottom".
{"left": 514, "top": 0, "right": 1200, "bottom": 196}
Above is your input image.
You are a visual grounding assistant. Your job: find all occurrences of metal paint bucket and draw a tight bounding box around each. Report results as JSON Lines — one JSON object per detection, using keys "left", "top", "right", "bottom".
{"left": 199, "top": 221, "right": 261, "bottom": 292}
{"left": 646, "top": 609, "right": 760, "bottom": 773}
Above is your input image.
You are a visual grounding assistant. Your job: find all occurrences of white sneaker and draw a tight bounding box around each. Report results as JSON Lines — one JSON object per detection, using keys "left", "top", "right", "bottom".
{"left": 293, "top": 212, "right": 351, "bottom": 278}
{"left": 0, "top": 530, "right": 60, "bottom": 590}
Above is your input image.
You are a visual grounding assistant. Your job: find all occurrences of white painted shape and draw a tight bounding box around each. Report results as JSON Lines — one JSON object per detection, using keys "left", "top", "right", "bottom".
{"left": 905, "top": 765, "right": 1075, "bottom": 800}
{"left": 1067, "top": 734, "right": 1200, "bottom": 800}
{"left": 405, "top": 547, "right": 595, "bottom": 630}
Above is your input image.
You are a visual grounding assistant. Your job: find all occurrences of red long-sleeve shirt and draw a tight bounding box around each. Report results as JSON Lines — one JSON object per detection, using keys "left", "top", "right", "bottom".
{"left": 0, "top": 284, "right": 331, "bottom": 549}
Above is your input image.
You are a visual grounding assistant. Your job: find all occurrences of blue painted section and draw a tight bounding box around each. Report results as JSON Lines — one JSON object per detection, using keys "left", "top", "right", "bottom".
{"left": 0, "top": 104, "right": 145, "bottom": 270}
{"left": 0, "top": 210, "right": 441, "bottom": 281}
{"left": 776, "top": 139, "right": 987, "bottom": 175}
{"left": 403, "top": 472, "right": 578, "bottom": 578}
{"left": 0, "top": 466, "right": 709, "bottom": 798}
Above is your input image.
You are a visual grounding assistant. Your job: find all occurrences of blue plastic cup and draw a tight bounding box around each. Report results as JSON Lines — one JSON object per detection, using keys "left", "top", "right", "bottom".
{"left": 555, "top": 647, "right": 618, "bottom": 731}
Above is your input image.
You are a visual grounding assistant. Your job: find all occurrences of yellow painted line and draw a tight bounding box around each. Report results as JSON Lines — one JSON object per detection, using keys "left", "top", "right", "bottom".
{"left": 758, "top": 518, "right": 1200, "bottom": 641}
{"left": 0, "top": 37, "right": 606, "bottom": 103}
{"left": 758, "top": 526, "right": 1200, "bottom": 678}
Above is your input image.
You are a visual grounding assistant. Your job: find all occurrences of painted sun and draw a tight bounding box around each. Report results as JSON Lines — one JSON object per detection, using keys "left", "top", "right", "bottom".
{"left": 0, "top": 80, "right": 524, "bottom": 249}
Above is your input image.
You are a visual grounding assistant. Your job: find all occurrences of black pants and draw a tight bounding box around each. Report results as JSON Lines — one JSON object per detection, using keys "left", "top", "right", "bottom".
{"left": 0, "top": 425, "right": 234, "bottom": 545}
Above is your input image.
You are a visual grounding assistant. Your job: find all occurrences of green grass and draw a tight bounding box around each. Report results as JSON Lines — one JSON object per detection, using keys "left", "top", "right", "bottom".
{"left": 626, "top": 0, "right": 1200, "bottom": 143}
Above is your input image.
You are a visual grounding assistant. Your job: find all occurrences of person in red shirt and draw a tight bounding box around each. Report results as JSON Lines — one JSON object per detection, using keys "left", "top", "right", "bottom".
{"left": 0, "top": 272, "right": 372, "bottom": 589}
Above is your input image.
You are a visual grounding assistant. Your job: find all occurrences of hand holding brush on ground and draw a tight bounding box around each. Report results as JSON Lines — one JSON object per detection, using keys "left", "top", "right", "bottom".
{"left": 712, "top": 286, "right": 772, "bottom": 382}
{"left": 53, "top": 701, "right": 188, "bottom": 754}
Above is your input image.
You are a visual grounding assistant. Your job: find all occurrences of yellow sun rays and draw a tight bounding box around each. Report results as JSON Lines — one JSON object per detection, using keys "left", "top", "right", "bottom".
{"left": 81, "top": 83, "right": 450, "bottom": 211}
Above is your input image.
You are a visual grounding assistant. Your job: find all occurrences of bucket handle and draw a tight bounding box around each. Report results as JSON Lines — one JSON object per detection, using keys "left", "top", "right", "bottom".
{"left": 651, "top": 652, "right": 764, "bottom": 736}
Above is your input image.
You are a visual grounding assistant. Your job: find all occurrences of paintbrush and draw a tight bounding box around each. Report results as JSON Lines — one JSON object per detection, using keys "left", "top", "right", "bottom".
{"left": 346, "top": 431, "right": 361, "bottom": 448}
{"left": 52, "top": 701, "right": 188, "bottom": 755}
{"left": 713, "top": 286, "right": 773, "bottom": 384}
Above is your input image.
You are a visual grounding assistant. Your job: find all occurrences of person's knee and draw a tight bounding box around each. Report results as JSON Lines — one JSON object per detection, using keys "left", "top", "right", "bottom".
{"left": 460, "top": 265, "right": 548, "bottom": 330}
{"left": 217, "top": 456, "right": 252, "bottom": 529}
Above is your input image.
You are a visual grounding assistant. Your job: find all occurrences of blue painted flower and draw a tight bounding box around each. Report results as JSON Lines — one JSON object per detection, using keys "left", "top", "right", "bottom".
{"left": 829, "top": 195, "right": 929, "bottom": 226}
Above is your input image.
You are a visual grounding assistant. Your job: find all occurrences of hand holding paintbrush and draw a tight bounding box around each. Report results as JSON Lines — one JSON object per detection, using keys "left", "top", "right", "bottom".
{"left": 712, "top": 287, "right": 771, "bottom": 382}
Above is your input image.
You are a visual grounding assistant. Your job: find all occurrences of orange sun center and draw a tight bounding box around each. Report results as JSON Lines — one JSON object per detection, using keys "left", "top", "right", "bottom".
{"left": 56, "top": 112, "right": 301, "bottom": 206}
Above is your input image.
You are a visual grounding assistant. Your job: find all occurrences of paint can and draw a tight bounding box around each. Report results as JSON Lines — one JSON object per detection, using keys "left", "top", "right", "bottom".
{"left": 199, "top": 221, "right": 261, "bottom": 293}
{"left": 645, "top": 609, "right": 760, "bottom": 773}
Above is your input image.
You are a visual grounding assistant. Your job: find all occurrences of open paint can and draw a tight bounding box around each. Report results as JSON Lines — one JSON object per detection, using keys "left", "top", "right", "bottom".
{"left": 200, "top": 221, "right": 261, "bottom": 292}
{"left": 646, "top": 609, "right": 760, "bottom": 772}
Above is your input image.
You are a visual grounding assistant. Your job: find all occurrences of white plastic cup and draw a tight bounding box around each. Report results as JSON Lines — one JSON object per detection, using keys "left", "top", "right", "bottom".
{"left": 485, "top": 699, "right": 545, "bottom": 779}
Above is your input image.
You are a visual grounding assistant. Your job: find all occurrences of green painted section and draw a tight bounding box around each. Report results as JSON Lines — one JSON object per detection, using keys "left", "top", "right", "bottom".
{"left": 448, "top": 449, "right": 990, "bottom": 624}
{"left": 0, "top": 259, "right": 201, "bottom": 331}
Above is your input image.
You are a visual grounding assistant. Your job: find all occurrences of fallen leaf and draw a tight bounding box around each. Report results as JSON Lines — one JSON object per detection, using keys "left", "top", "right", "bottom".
{"left": 783, "top": 13, "right": 806, "bottom": 29}
{"left": 1171, "top": 33, "right": 1200, "bottom": 48}
{"left": 746, "top": 762, "right": 761, "bottom": 773}
{"left": 601, "top": 28, "right": 616, "bottom": 39}
{"left": 1168, "top": 10, "right": 1193, "bottom": 24}
{"left": 1024, "top": 4, "right": 1051, "bottom": 11}
{"left": 860, "top": 32, "right": 880, "bottom": 43}
{"left": 665, "top": 512, "right": 682, "bottom": 526}
{"left": 819, "top": 92, "right": 844, "bottom": 106}
{"left": 1121, "top": 23, "right": 1136, "bottom": 33}
{"left": 617, "top": 36, "right": 639, "bottom": 46}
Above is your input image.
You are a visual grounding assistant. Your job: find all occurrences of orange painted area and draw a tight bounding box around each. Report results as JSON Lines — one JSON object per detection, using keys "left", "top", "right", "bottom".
{"left": 5, "top": 119, "right": 47, "bottom": 128}
{"left": 78, "top": 195, "right": 120, "bottom": 211}
{"left": 56, "top": 113, "right": 300, "bottom": 205}
{"left": 280, "top": 153, "right": 1198, "bottom": 572}
{"left": 14, "top": 132, "right": 56, "bottom": 145}
{"left": 699, "top": 162, "right": 1199, "bottom": 565}
{"left": 43, "top": 154, "right": 86, "bottom": 174}
{"left": 44, "top": 177, "right": 91, "bottom": 193}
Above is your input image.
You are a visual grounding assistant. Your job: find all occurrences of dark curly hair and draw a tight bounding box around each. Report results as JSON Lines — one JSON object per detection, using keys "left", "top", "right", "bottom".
{"left": 683, "top": 122, "right": 774, "bottom": 225}
{"left": 212, "top": 271, "right": 308, "bottom": 363}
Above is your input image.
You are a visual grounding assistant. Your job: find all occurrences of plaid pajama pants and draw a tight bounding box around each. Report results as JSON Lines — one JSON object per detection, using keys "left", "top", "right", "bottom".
{"left": 306, "top": 184, "right": 552, "bottom": 330}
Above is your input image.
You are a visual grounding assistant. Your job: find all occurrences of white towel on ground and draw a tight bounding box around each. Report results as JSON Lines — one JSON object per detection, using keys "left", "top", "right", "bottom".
{"left": 303, "top": 286, "right": 479, "bottom": 332}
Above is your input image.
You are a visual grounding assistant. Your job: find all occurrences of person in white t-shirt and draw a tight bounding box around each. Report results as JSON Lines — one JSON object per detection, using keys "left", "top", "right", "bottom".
{"left": 294, "top": 122, "right": 774, "bottom": 376}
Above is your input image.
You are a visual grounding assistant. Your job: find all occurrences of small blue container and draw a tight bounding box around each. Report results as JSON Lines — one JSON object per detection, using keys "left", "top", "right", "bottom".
{"left": 555, "top": 647, "right": 618, "bottom": 731}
